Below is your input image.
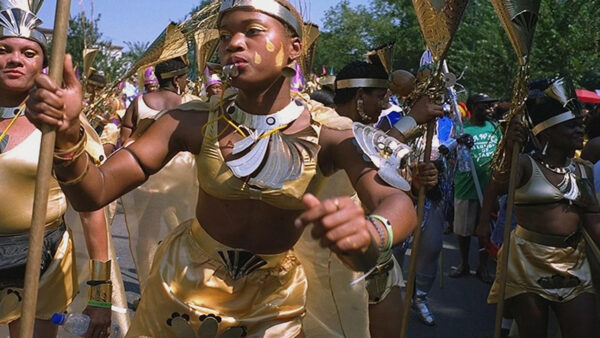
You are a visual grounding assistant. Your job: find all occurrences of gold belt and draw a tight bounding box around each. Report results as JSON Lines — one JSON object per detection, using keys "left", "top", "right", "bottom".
{"left": 515, "top": 225, "right": 581, "bottom": 248}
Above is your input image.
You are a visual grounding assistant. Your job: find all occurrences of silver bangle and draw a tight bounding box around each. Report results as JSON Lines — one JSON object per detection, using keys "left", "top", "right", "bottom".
{"left": 392, "top": 116, "right": 420, "bottom": 141}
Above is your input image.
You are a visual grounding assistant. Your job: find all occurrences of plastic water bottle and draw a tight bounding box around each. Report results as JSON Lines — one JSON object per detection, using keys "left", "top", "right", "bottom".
{"left": 51, "top": 313, "right": 121, "bottom": 337}
{"left": 457, "top": 145, "right": 472, "bottom": 173}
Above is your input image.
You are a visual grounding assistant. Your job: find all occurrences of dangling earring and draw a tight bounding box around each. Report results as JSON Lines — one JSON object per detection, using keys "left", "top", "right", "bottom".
{"left": 541, "top": 141, "right": 549, "bottom": 156}
{"left": 175, "top": 83, "right": 182, "bottom": 96}
{"left": 282, "top": 60, "right": 298, "bottom": 78}
{"left": 357, "top": 98, "right": 369, "bottom": 122}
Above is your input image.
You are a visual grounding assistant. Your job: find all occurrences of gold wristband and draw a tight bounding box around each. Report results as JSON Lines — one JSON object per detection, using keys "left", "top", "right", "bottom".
{"left": 88, "top": 282, "right": 112, "bottom": 303}
{"left": 393, "top": 116, "right": 421, "bottom": 141}
{"left": 90, "top": 260, "right": 111, "bottom": 281}
{"left": 53, "top": 126, "right": 87, "bottom": 164}
{"left": 54, "top": 154, "right": 90, "bottom": 186}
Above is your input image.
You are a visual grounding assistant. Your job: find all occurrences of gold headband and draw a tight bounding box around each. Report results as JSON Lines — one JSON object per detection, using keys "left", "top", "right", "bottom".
{"left": 158, "top": 67, "right": 189, "bottom": 79}
{"left": 219, "top": 0, "right": 303, "bottom": 38}
{"left": 336, "top": 78, "right": 389, "bottom": 90}
{"left": 532, "top": 111, "right": 576, "bottom": 135}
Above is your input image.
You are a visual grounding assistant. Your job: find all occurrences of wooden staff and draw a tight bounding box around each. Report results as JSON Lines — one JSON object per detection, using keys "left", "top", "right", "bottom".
{"left": 400, "top": 120, "right": 435, "bottom": 338}
{"left": 19, "top": 1, "right": 72, "bottom": 336}
{"left": 493, "top": 139, "right": 520, "bottom": 338}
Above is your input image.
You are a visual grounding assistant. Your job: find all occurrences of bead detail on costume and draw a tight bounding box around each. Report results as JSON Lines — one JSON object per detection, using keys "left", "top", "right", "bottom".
{"left": 218, "top": 250, "right": 267, "bottom": 280}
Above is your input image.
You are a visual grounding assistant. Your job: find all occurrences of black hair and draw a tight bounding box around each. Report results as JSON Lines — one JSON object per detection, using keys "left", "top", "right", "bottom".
{"left": 310, "top": 88, "right": 335, "bottom": 107}
{"left": 586, "top": 107, "right": 600, "bottom": 139}
{"left": 155, "top": 57, "right": 188, "bottom": 87}
{"left": 87, "top": 71, "right": 106, "bottom": 88}
{"left": 333, "top": 61, "right": 388, "bottom": 105}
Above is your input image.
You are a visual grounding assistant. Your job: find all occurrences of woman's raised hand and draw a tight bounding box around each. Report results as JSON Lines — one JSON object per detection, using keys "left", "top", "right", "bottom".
{"left": 26, "top": 54, "right": 83, "bottom": 147}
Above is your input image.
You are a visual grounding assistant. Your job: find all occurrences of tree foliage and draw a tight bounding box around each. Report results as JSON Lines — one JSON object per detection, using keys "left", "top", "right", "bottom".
{"left": 314, "top": 0, "right": 600, "bottom": 97}
{"left": 65, "top": 14, "right": 151, "bottom": 82}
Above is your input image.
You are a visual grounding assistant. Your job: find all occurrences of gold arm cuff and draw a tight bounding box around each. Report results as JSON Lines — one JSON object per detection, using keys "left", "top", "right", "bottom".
{"left": 54, "top": 155, "right": 90, "bottom": 186}
{"left": 90, "top": 260, "right": 111, "bottom": 281}
{"left": 393, "top": 116, "right": 420, "bottom": 140}
{"left": 88, "top": 283, "right": 112, "bottom": 303}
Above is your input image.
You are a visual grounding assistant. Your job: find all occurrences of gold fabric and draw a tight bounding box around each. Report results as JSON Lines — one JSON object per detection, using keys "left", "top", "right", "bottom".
{"left": 121, "top": 151, "right": 199, "bottom": 290}
{"left": 295, "top": 171, "right": 370, "bottom": 338}
{"left": 488, "top": 226, "right": 595, "bottom": 303}
{"left": 127, "top": 219, "right": 306, "bottom": 338}
{"left": 99, "top": 123, "right": 120, "bottom": 146}
{"left": 197, "top": 107, "right": 319, "bottom": 210}
{"left": 0, "top": 129, "right": 66, "bottom": 235}
{"left": 121, "top": 93, "right": 200, "bottom": 291}
{"left": 0, "top": 230, "right": 76, "bottom": 324}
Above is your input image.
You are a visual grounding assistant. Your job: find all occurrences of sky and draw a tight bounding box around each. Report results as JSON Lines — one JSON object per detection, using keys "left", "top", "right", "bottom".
{"left": 38, "top": 0, "right": 370, "bottom": 49}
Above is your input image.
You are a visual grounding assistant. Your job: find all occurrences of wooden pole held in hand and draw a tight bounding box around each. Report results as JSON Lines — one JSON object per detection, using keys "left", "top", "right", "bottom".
{"left": 493, "top": 142, "right": 520, "bottom": 338}
{"left": 400, "top": 120, "right": 435, "bottom": 338}
{"left": 19, "top": 1, "right": 72, "bottom": 337}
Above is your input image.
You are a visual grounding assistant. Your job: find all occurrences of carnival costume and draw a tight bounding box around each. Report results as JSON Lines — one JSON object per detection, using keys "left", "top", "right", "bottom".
{"left": 121, "top": 80, "right": 200, "bottom": 290}
{"left": 0, "top": 115, "right": 106, "bottom": 324}
{"left": 488, "top": 156, "right": 596, "bottom": 303}
{"left": 489, "top": 78, "right": 597, "bottom": 304}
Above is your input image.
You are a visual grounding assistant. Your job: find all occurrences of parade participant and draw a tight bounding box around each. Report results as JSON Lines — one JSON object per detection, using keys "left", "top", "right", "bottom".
{"left": 0, "top": 2, "right": 112, "bottom": 337}
{"left": 117, "top": 56, "right": 199, "bottom": 290}
{"left": 203, "top": 66, "right": 223, "bottom": 99}
{"left": 334, "top": 60, "right": 439, "bottom": 336}
{"left": 143, "top": 66, "right": 159, "bottom": 93}
{"left": 488, "top": 78, "right": 599, "bottom": 337}
{"left": 119, "top": 56, "right": 191, "bottom": 144}
{"left": 450, "top": 93, "right": 501, "bottom": 283}
{"left": 25, "top": 1, "right": 423, "bottom": 336}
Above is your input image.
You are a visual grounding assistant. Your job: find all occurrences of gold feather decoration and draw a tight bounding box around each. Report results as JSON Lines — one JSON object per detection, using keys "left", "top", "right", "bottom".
{"left": 300, "top": 22, "right": 319, "bottom": 76}
{"left": 490, "top": 0, "right": 541, "bottom": 175}
{"left": 366, "top": 43, "right": 394, "bottom": 75}
{"left": 412, "top": 0, "right": 469, "bottom": 61}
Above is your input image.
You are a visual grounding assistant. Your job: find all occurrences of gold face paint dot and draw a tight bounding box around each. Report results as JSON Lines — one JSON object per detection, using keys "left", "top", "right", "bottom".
{"left": 266, "top": 38, "right": 275, "bottom": 52}
{"left": 275, "top": 43, "right": 284, "bottom": 67}
{"left": 254, "top": 52, "right": 262, "bottom": 65}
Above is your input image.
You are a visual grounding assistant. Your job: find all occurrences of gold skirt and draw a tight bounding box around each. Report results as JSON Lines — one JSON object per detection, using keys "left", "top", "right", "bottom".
{"left": 366, "top": 254, "right": 404, "bottom": 305}
{"left": 0, "top": 229, "right": 77, "bottom": 324}
{"left": 489, "top": 225, "right": 595, "bottom": 303}
{"left": 127, "top": 219, "right": 307, "bottom": 338}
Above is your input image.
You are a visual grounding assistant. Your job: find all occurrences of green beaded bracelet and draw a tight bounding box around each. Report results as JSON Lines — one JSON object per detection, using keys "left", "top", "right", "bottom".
{"left": 369, "top": 214, "right": 393, "bottom": 252}
{"left": 87, "top": 300, "right": 112, "bottom": 309}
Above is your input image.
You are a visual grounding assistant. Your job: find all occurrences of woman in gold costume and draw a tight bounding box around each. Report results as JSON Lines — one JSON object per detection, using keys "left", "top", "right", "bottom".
{"left": 24, "top": 1, "right": 436, "bottom": 337}
{"left": 0, "top": 1, "right": 113, "bottom": 337}
{"left": 489, "top": 78, "right": 599, "bottom": 337}
{"left": 333, "top": 60, "right": 440, "bottom": 337}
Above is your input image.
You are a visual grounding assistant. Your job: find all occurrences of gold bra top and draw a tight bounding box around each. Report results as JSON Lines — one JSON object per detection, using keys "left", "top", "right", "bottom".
{"left": 514, "top": 155, "right": 585, "bottom": 205}
{"left": 197, "top": 109, "right": 321, "bottom": 210}
{"left": 0, "top": 130, "right": 67, "bottom": 235}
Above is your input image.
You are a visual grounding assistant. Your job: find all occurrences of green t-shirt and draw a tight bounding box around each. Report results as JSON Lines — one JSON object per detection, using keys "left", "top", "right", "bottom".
{"left": 454, "top": 120, "right": 502, "bottom": 200}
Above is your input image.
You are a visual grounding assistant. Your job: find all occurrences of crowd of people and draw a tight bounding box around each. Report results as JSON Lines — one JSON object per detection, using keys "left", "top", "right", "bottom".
{"left": 0, "top": 0, "right": 598, "bottom": 337}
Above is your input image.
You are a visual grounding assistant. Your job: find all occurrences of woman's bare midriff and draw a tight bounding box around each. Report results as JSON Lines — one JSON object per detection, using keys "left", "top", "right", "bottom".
{"left": 515, "top": 203, "right": 581, "bottom": 236}
{"left": 195, "top": 189, "right": 304, "bottom": 254}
